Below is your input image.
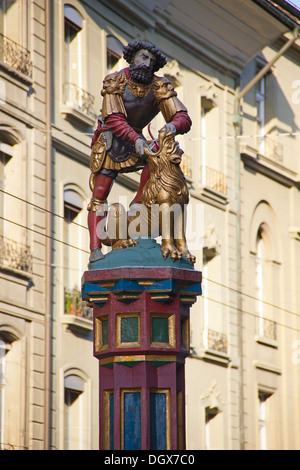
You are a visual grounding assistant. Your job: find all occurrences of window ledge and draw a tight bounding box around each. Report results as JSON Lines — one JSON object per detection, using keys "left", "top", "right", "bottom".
{"left": 200, "top": 185, "right": 228, "bottom": 203}
{"left": 241, "top": 146, "right": 299, "bottom": 188}
{"left": 0, "top": 60, "right": 33, "bottom": 85}
{"left": 61, "top": 313, "right": 93, "bottom": 333}
{"left": 255, "top": 335, "right": 278, "bottom": 349}
{"left": 254, "top": 360, "right": 281, "bottom": 375}
{"left": 61, "top": 104, "right": 96, "bottom": 128}
{"left": 0, "top": 262, "right": 33, "bottom": 281}
{"left": 190, "top": 185, "right": 228, "bottom": 208}
{"left": 190, "top": 348, "right": 230, "bottom": 367}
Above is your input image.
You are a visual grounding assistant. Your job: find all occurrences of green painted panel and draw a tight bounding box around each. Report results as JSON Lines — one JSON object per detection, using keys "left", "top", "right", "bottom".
{"left": 102, "top": 319, "right": 108, "bottom": 346}
{"left": 121, "top": 316, "right": 139, "bottom": 343}
{"left": 152, "top": 317, "right": 169, "bottom": 343}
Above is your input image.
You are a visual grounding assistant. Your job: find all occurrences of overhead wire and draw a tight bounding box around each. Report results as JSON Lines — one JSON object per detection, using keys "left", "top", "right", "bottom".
{"left": 0, "top": 215, "right": 90, "bottom": 254}
{"left": 1, "top": 123, "right": 299, "bottom": 329}
{"left": 2, "top": 211, "right": 300, "bottom": 334}
{"left": 1, "top": 122, "right": 300, "bottom": 142}
{"left": 0, "top": 188, "right": 89, "bottom": 232}
{"left": 201, "top": 295, "right": 300, "bottom": 334}
{"left": 202, "top": 276, "right": 299, "bottom": 318}
{"left": 1, "top": 186, "right": 300, "bottom": 318}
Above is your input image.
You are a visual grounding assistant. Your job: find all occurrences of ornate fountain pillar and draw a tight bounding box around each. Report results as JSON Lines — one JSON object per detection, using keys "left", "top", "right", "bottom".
{"left": 82, "top": 238, "right": 202, "bottom": 450}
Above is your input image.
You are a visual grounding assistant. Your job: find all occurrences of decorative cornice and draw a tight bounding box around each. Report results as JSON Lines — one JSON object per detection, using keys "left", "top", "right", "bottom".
{"left": 241, "top": 150, "right": 300, "bottom": 189}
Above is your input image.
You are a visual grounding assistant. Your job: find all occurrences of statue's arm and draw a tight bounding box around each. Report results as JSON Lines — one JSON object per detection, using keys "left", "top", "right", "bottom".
{"left": 153, "top": 76, "right": 192, "bottom": 134}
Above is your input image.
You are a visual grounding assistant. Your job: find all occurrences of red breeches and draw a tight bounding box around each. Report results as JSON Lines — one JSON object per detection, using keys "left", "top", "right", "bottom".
{"left": 88, "top": 165, "right": 150, "bottom": 250}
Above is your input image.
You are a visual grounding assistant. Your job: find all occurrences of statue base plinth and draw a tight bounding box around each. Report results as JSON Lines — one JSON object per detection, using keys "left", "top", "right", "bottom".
{"left": 81, "top": 238, "right": 202, "bottom": 450}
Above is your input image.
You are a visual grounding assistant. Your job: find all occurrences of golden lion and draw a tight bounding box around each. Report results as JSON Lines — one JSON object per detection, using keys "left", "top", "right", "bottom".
{"left": 100, "top": 126, "right": 196, "bottom": 264}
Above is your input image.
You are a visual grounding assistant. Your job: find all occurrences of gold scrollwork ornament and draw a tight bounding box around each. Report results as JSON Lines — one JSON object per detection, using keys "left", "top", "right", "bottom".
{"left": 90, "top": 136, "right": 106, "bottom": 174}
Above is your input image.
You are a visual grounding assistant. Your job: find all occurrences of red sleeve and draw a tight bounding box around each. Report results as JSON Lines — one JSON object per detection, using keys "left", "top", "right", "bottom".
{"left": 91, "top": 113, "right": 140, "bottom": 148}
{"left": 91, "top": 120, "right": 102, "bottom": 147}
{"left": 105, "top": 113, "right": 140, "bottom": 145}
{"left": 169, "top": 111, "right": 192, "bottom": 135}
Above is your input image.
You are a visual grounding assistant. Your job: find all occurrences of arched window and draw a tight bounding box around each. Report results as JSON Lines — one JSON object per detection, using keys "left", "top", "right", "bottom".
{"left": 63, "top": 371, "right": 90, "bottom": 449}
{"left": 200, "top": 88, "right": 222, "bottom": 192}
{"left": 252, "top": 215, "right": 279, "bottom": 341}
{"left": 205, "top": 406, "right": 223, "bottom": 450}
{"left": 0, "top": 139, "right": 13, "bottom": 237}
{"left": 64, "top": 188, "right": 83, "bottom": 223}
{"left": 64, "top": 4, "right": 84, "bottom": 108}
{"left": 0, "top": 330, "right": 25, "bottom": 450}
{"left": 106, "top": 35, "right": 124, "bottom": 72}
{"left": 201, "top": 381, "right": 224, "bottom": 450}
{"left": 0, "top": 338, "right": 6, "bottom": 449}
{"left": 250, "top": 202, "right": 281, "bottom": 342}
{"left": 255, "top": 227, "right": 265, "bottom": 325}
{"left": 0, "top": 126, "right": 22, "bottom": 241}
{"left": 63, "top": 187, "right": 83, "bottom": 291}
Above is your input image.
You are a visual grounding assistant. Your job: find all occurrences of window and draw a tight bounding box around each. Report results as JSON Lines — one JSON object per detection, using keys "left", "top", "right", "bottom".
{"left": 258, "top": 390, "right": 274, "bottom": 450}
{"left": 63, "top": 188, "right": 83, "bottom": 291}
{"left": 0, "top": 1, "right": 31, "bottom": 78}
{"left": 205, "top": 406, "right": 223, "bottom": 450}
{"left": 64, "top": 5, "right": 85, "bottom": 110}
{"left": 64, "top": 4, "right": 83, "bottom": 85}
{"left": 255, "top": 229, "right": 264, "bottom": 334}
{"left": 62, "top": 4, "right": 95, "bottom": 121}
{"left": 200, "top": 101, "right": 208, "bottom": 187}
{"left": 64, "top": 374, "right": 88, "bottom": 450}
{"left": 62, "top": 187, "right": 92, "bottom": 322}
{"left": 202, "top": 243, "right": 227, "bottom": 355}
{"left": 251, "top": 202, "right": 280, "bottom": 343}
{"left": 0, "top": 332, "right": 25, "bottom": 450}
{"left": 106, "top": 35, "right": 124, "bottom": 72}
{"left": 0, "top": 338, "right": 5, "bottom": 449}
{"left": 200, "top": 93, "right": 224, "bottom": 193}
{"left": 0, "top": 0, "right": 25, "bottom": 45}
{"left": 202, "top": 257, "right": 209, "bottom": 344}
{"left": 64, "top": 188, "right": 83, "bottom": 223}
{"left": 255, "top": 224, "right": 277, "bottom": 341}
{"left": 256, "top": 65, "right": 266, "bottom": 154}
{"left": 0, "top": 130, "right": 32, "bottom": 273}
{"left": 0, "top": 135, "right": 14, "bottom": 237}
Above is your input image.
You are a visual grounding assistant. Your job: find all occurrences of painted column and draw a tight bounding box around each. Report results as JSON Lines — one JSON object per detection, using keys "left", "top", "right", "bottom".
{"left": 82, "top": 238, "right": 202, "bottom": 450}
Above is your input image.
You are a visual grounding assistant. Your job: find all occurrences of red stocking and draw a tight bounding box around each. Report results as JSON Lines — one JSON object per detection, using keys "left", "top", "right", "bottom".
{"left": 132, "top": 164, "right": 150, "bottom": 204}
{"left": 88, "top": 174, "right": 114, "bottom": 250}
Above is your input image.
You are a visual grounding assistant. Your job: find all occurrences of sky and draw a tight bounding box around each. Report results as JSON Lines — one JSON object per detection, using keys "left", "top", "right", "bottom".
{"left": 285, "top": 0, "right": 300, "bottom": 10}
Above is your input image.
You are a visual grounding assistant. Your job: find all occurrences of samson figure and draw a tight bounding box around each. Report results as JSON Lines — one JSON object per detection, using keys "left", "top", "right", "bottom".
{"left": 88, "top": 41, "right": 192, "bottom": 263}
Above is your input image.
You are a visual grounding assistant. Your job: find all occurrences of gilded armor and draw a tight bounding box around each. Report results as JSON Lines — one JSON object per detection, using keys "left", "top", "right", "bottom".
{"left": 90, "top": 134, "right": 107, "bottom": 174}
{"left": 90, "top": 70, "right": 188, "bottom": 177}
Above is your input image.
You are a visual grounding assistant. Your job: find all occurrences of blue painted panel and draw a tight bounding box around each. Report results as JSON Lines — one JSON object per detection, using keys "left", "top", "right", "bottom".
{"left": 110, "top": 393, "right": 114, "bottom": 450}
{"left": 123, "top": 392, "right": 141, "bottom": 450}
{"left": 150, "top": 392, "right": 167, "bottom": 450}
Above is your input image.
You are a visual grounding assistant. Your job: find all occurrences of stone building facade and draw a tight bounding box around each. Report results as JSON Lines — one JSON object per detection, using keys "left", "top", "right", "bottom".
{"left": 0, "top": 0, "right": 300, "bottom": 450}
